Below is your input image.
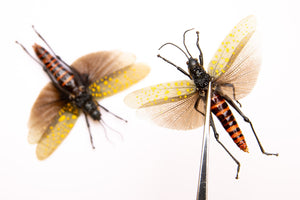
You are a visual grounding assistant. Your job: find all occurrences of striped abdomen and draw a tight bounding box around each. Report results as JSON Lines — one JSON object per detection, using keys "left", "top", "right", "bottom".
{"left": 33, "top": 43, "right": 76, "bottom": 93}
{"left": 211, "top": 92, "right": 248, "bottom": 152}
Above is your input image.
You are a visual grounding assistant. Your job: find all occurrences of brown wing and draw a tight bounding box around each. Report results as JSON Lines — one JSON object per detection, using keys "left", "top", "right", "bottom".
{"left": 137, "top": 92, "right": 205, "bottom": 130}
{"left": 71, "top": 51, "right": 136, "bottom": 84}
{"left": 28, "top": 83, "right": 66, "bottom": 144}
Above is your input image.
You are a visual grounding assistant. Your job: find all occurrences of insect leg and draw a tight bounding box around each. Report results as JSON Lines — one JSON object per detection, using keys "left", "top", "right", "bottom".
{"left": 16, "top": 41, "right": 71, "bottom": 95}
{"left": 96, "top": 103, "right": 128, "bottom": 123}
{"left": 210, "top": 116, "right": 241, "bottom": 179}
{"left": 194, "top": 94, "right": 205, "bottom": 116}
{"left": 220, "top": 83, "right": 242, "bottom": 107}
{"left": 32, "top": 25, "right": 58, "bottom": 56}
{"left": 32, "top": 26, "right": 73, "bottom": 70}
{"left": 15, "top": 41, "right": 44, "bottom": 66}
{"left": 157, "top": 54, "right": 191, "bottom": 78}
{"left": 223, "top": 95, "right": 279, "bottom": 156}
{"left": 84, "top": 113, "right": 96, "bottom": 149}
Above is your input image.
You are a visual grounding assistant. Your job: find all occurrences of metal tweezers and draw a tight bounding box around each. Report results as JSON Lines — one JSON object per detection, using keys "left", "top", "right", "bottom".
{"left": 196, "top": 82, "right": 212, "bottom": 200}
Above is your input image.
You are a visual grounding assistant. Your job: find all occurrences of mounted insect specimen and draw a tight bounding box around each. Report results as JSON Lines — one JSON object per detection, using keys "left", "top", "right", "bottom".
{"left": 16, "top": 26, "right": 150, "bottom": 160}
{"left": 124, "top": 15, "right": 278, "bottom": 178}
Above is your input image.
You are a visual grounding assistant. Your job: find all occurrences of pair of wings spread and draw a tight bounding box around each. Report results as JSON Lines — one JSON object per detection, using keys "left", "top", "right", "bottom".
{"left": 124, "top": 15, "right": 260, "bottom": 130}
{"left": 28, "top": 15, "right": 260, "bottom": 160}
{"left": 28, "top": 51, "right": 150, "bottom": 160}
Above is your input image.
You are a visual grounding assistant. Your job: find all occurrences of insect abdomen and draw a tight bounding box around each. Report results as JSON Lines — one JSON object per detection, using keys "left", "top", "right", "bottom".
{"left": 211, "top": 92, "right": 248, "bottom": 152}
{"left": 33, "top": 43, "right": 75, "bottom": 90}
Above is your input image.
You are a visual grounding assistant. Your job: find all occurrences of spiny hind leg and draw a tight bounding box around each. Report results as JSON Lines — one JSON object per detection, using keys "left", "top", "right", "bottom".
{"left": 194, "top": 94, "right": 205, "bottom": 116}
{"left": 220, "top": 83, "right": 242, "bottom": 107}
{"left": 210, "top": 116, "right": 241, "bottom": 179}
{"left": 223, "top": 95, "right": 279, "bottom": 156}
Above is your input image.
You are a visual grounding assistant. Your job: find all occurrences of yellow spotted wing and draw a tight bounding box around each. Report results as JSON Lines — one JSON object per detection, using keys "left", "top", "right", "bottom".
{"left": 36, "top": 103, "right": 79, "bottom": 160}
{"left": 28, "top": 50, "right": 149, "bottom": 160}
{"left": 124, "top": 15, "right": 260, "bottom": 130}
{"left": 28, "top": 83, "right": 79, "bottom": 160}
{"left": 28, "top": 83, "right": 65, "bottom": 144}
{"left": 72, "top": 51, "right": 150, "bottom": 93}
{"left": 124, "top": 80, "right": 206, "bottom": 130}
{"left": 208, "top": 15, "right": 260, "bottom": 100}
{"left": 88, "top": 63, "right": 150, "bottom": 99}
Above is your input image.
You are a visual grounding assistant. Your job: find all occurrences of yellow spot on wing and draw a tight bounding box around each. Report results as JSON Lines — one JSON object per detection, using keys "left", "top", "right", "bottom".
{"left": 58, "top": 115, "right": 65, "bottom": 122}
{"left": 207, "top": 15, "right": 256, "bottom": 78}
{"left": 89, "top": 63, "right": 150, "bottom": 99}
{"left": 35, "top": 103, "right": 79, "bottom": 160}
{"left": 124, "top": 80, "right": 197, "bottom": 108}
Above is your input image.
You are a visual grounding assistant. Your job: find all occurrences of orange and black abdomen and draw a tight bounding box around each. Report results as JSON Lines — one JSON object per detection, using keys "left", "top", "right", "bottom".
{"left": 211, "top": 92, "right": 249, "bottom": 152}
{"left": 33, "top": 43, "right": 76, "bottom": 92}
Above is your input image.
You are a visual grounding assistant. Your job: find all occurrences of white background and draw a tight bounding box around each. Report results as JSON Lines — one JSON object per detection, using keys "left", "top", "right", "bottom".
{"left": 0, "top": 0, "right": 299, "bottom": 199}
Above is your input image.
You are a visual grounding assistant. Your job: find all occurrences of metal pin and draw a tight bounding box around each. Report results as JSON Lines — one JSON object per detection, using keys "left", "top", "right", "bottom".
{"left": 196, "top": 82, "right": 212, "bottom": 200}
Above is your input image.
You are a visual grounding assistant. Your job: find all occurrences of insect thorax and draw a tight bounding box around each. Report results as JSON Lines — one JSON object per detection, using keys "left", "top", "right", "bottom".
{"left": 74, "top": 91, "right": 101, "bottom": 121}
{"left": 187, "top": 58, "right": 211, "bottom": 91}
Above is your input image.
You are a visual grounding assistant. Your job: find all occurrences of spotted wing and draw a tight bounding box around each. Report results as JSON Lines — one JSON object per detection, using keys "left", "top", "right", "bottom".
{"left": 36, "top": 102, "right": 80, "bottom": 160}
{"left": 28, "top": 83, "right": 80, "bottom": 160}
{"left": 72, "top": 51, "right": 137, "bottom": 84}
{"left": 124, "top": 80, "right": 205, "bottom": 130}
{"left": 88, "top": 63, "right": 150, "bottom": 99}
{"left": 207, "top": 15, "right": 260, "bottom": 100}
{"left": 28, "top": 83, "right": 66, "bottom": 144}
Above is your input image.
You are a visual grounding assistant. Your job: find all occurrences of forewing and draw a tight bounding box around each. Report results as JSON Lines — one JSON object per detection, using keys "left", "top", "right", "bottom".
{"left": 214, "top": 32, "right": 261, "bottom": 100}
{"left": 207, "top": 15, "right": 256, "bottom": 79}
{"left": 71, "top": 51, "right": 136, "bottom": 84}
{"left": 89, "top": 63, "right": 150, "bottom": 99}
{"left": 28, "top": 83, "right": 65, "bottom": 144}
{"left": 124, "top": 80, "right": 205, "bottom": 130}
{"left": 36, "top": 102, "right": 80, "bottom": 160}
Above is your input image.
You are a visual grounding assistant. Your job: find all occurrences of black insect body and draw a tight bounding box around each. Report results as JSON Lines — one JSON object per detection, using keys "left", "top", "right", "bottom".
{"left": 17, "top": 27, "right": 150, "bottom": 160}
{"left": 33, "top": 44, "right": 101, "bottom": 121}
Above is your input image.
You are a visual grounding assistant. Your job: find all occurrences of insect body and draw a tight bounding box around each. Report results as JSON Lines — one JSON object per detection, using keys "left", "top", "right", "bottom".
{"left": 124, "top": 16, "right": 278, "bottom": 178}
{"left": 211, "top": 92, "right": 247, "bottom": 152}
{"left": 17, "top": 27, "right": 150, "bottom": 160}
{"left": 33, "top": 44, "right": 101, "bottom": 121}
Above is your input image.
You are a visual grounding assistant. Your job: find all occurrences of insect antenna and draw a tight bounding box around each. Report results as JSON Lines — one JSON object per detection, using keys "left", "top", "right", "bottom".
{"left": 196, "top": 31, "right": 204, "bottom": 65}
{"left": 15, "top": 41, "right": 44, "bottom": 66}
{"left": 84, "top": 113, "right": 96, "bottom": 149}
{"left": 183, "top": 28, "right": 194, "bottom": 58}
{"left": 99, "top": 119, "right": 124, "bottom": 142}
{"left": 158, "top": 42, "right": 190, "bottom": 77}
{"left": 158, "top": 42, "right": 189, "bottom": 59}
